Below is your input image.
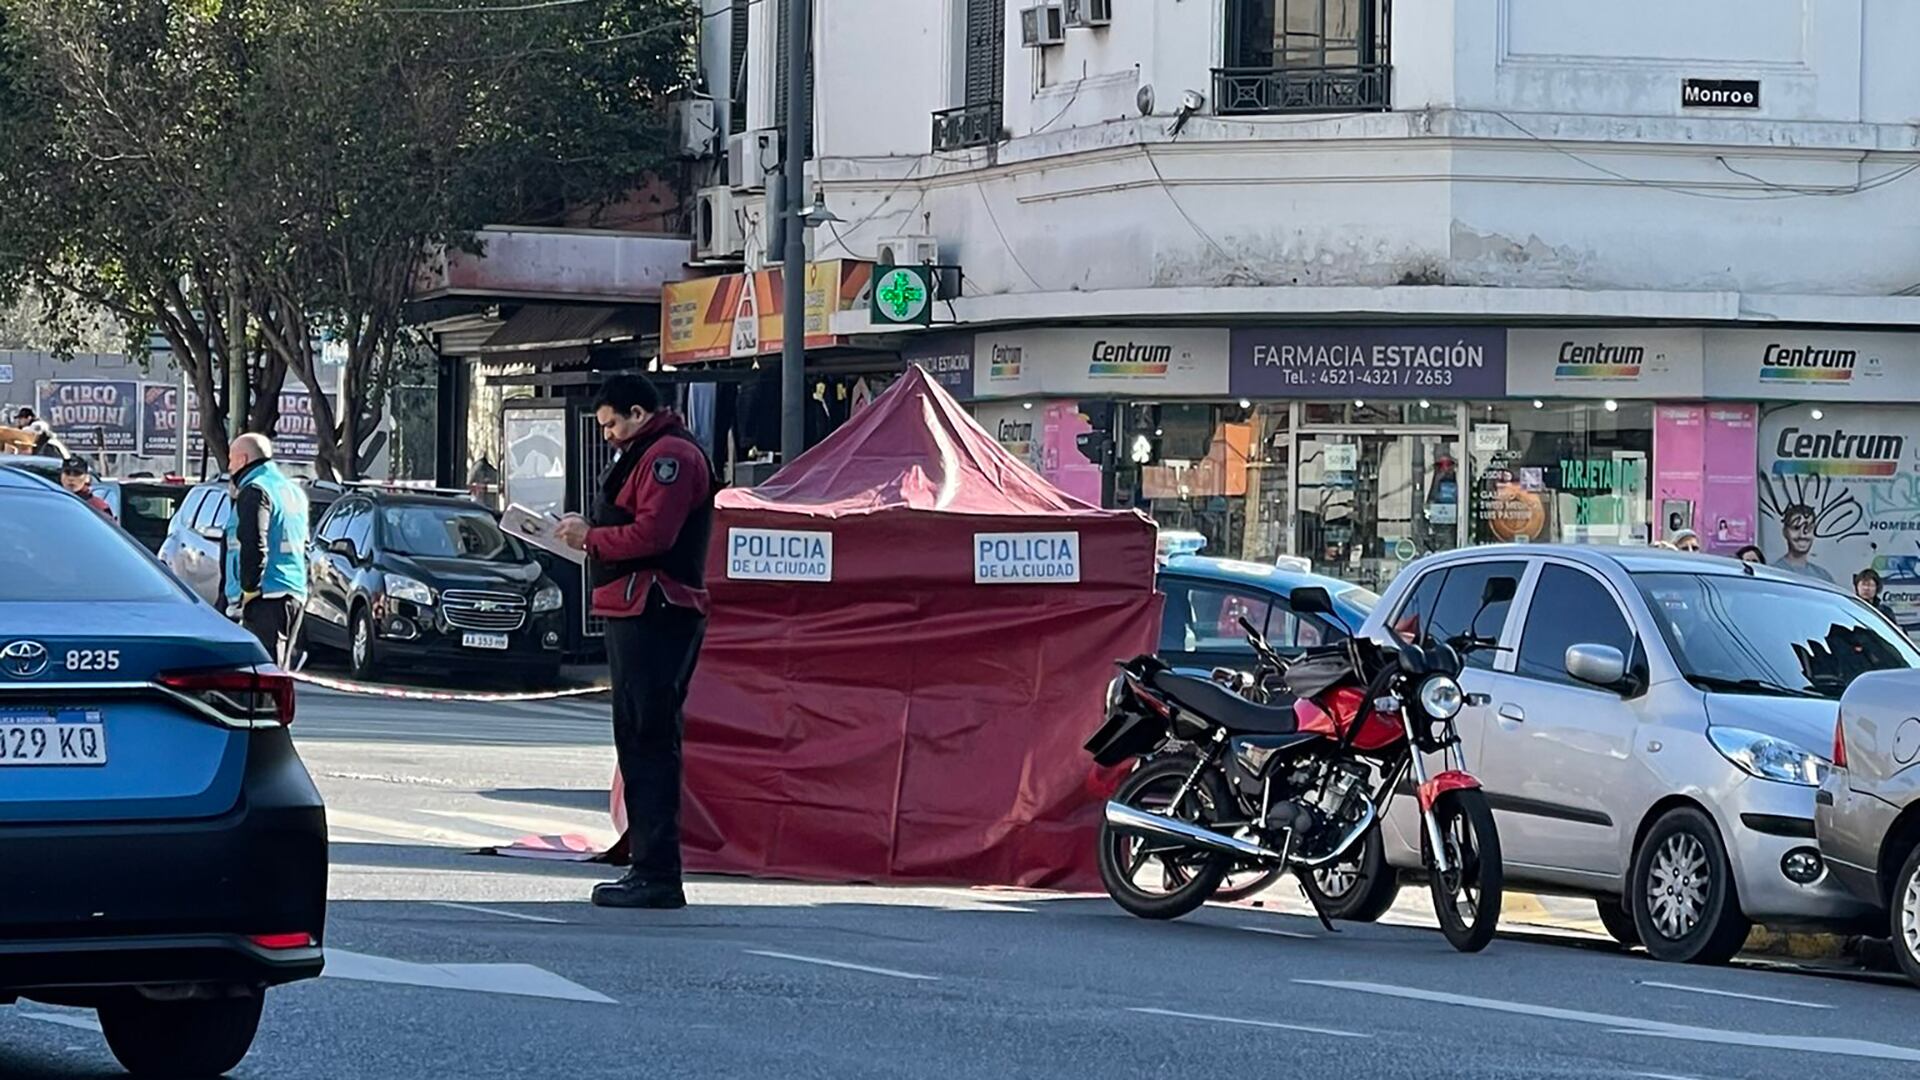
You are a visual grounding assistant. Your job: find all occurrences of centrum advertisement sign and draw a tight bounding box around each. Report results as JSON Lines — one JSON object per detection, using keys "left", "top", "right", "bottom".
{"left": 972, "top": 329, "right": 1227, "bottom": 399}
{"left": 1506, "top": 329, "right": 1704, "bottom": 399}
{"left": 1228, "top": 328, "right": 1506, "bottom": 399}
{"left": 1757, "top": 405, "right": 1920, "bottom": 629}
{"left": 974, "top": 532, "right": 1081, "bottom": 584}
{"left": 1705, "top": 331, "right": 1920, "bottom": 401}
{"left": 726, "top": 528, "right": 833, "bottom": 582}
{"left": 36, "top": 379, "right": 139, "bottom": 453}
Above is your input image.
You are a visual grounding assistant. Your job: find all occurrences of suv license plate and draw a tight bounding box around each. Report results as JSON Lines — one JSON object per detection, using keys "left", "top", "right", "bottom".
{"left": 462, "top": 632, "right": 510, "bottom": 650}
{"left": 0, "top": 710, "right": 108, "bottom": 767}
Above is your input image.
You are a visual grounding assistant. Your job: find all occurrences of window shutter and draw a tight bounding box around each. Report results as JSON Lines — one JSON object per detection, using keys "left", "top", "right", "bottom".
{"left": 774, "top": 0, "right": 815, "bottom": 157}
{"left": 964, "top": 0, "right": 1004, "bottom": 106}
{"left": 729, "top": 0, "right": 751, "bottom": 134}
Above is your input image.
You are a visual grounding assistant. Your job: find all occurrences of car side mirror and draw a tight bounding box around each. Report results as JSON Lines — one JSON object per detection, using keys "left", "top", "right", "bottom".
{"left": 328, "top": 537, "right": 359, "bottom": 561}
{"left": 196, "top": 526, "right": 224, "bottom": 543}
{"left": 1482, "top": 577, "right": 1518, "bottom": 605}
{"left": 1289, "top": 586, "right": 1335, "bottom": 616}
{"left": 1565, "top": 643, "right": 1628, "bottom": 690}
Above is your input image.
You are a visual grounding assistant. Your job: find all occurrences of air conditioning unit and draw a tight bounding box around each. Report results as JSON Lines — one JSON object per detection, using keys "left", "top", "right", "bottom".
{"left": 694, "top": 186, "right": 745, "bottom": 259}
{"left": 738, "top": 194, "right": 773, "bottom": 269}
{"left": 1063, "top": 0, "right": 1111, "bottom": 28}
{"left": 671, "top": 98, "right": 719, "bottom": 159}
{"left": 728, "top": 129, "right": 780, "bottom": 191}
{"left": 1020, "top": 4, "right": 1065, "bottom": 48}
{"left": 876, "top": 234, "right": 938, "bottom": 268}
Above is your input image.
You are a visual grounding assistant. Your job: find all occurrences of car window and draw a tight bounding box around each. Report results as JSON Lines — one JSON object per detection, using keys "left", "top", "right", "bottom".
{"left": 1396, "top": 561, "right": 1525, "bottom": 670}
{"left": 315, "top": 502, "right": 349, "bottom": 545}
{"left": 378, "top": 503, "right": 524, "bottom": 563}
{"left": 1517, "top": 564, "right": 1636, "bottom": 685}
{"left": 174, "top": 489, "right": 208, "bottom": 532}
{"left": 1160, "top": 580, "right": 1273, "bottom": 657}
{"left": 341, "top": 501, "right": 373, "bottom": 555}
{"left": 0, "top": 490, "right": 182, "bottom": 601}
{"left": 1634, "top": 571, "right": 1920, "bottom": 700}
{"left": 193, "top": 489, "right": 232, "bottom": 532}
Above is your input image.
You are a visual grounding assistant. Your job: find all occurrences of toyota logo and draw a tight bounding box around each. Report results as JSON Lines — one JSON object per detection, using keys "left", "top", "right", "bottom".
{"left": 0, "top": 640, "right": 50, "bottom": 679}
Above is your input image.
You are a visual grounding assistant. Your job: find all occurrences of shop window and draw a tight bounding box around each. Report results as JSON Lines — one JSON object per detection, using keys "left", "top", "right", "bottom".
{"left": 1516, "top": 565, "right": 1636, "bottom": 686}
{"left": 1469, "top": 402, "right": 1652, "bottom": 547}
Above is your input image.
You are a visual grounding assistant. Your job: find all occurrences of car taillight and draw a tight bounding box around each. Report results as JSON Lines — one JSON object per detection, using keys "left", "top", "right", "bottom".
{"left": 248, "top": 933, "right": 315, "bottom": 950}
{"left": 1833, "top": 708, "right": 1848, "bottom": 769}
{"left": 158, "top": 667, "right": 295, "bottom": 728}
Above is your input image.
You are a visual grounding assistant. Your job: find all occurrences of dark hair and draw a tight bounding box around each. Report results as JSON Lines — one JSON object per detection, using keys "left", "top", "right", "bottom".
{"left": 593, "top": 374, "right": 661, "bottom": 416}
{"left": 1781, "top": 504, "right": 1816, "bottom": 527}
{"left": 59, "top": 456, "right": 89, "bottom": 477}
{"left": 1733, "top": 545, "right": 1765, "bottom": 563}
{"left": 13, "top": 407, "right": 33, "bottom": 421}
{"left": 1855, "top": 568, "right": 1882, "bottom": 587}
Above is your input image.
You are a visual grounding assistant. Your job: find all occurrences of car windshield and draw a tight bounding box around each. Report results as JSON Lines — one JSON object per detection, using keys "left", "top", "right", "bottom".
{"left": 1633, "top": 571, "right": 1920, "bottom": 699}
{"left": 0, "top": 490, "right": 181, "bottom": 602}
{"left": 381, "top": 504, "right": 525, "bottom": 563}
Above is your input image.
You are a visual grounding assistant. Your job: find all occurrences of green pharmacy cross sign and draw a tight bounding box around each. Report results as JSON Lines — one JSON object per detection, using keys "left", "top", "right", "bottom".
{"left": 871, "top": 265, "right": 934, "bottom": 326}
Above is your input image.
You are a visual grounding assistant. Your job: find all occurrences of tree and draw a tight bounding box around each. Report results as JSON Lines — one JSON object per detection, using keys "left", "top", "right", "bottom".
{"left": 0, "top": 0, "right": 694, "bottom": 476}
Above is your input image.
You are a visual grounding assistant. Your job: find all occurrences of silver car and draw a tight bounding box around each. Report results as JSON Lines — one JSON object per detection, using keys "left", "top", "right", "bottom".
{"left": 1358, "top": 546, "right": 1905, "bottom": 964}
{"left": 1817, "top": 669, "right": 1920, "bottom": 985}
{"left": 156, "top": 480, "right": 233, "bottom": 606}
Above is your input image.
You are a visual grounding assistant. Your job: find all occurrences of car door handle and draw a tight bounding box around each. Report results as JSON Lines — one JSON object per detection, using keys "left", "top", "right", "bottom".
{"left": 1498, "top": 704, "right": 1526, "bottom": 723}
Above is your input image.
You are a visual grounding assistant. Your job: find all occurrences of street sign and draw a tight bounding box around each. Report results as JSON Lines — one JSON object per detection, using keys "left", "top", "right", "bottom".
{"left": 870, "top": 265, "right": 933, "bottom": 327}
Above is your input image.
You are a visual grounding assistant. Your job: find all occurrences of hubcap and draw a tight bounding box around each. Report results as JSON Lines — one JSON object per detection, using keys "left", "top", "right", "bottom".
{"left": 1315, "top": 862, "right": 1359, "bottom": 900}
{"left": 1647, "top": 833, "right": 1710, "bottom": 940}
{"left": 1438, "top": 811, "right": 1480, "bottom": 923}
{"left": 1902, "top": 865, "right": 1920, "bottom": 961}
{"left": 353, "top": 620, "right": 369, "bottom": 669}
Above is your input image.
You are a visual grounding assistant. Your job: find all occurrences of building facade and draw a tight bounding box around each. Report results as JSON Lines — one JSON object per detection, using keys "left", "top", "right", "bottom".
{"left": 710, "top": 0, "right": 1920, "bottom": 625}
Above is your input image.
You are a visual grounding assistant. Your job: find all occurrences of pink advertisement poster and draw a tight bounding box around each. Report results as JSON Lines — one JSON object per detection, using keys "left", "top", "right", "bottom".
{"left": 1040, "top": 402, "right": 1103, "bottom": 506}
{"left": 1655, "top": 404, "right": 1757, "bottom": 553}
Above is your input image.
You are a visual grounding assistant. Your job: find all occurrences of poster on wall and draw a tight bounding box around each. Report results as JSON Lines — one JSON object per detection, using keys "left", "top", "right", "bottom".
{"left": 36, "top": 379, "right": 140, "bottom": 454}
{"left": 969, "top": 400, "right": 1102, "bottom": 505}
{"left": 1757, "top": 404, "right": 1920, "bottom": 629}
{"left": 1506, "top": 329, "right": 1705, "bottom": 399}
{"left": 138, "top": 383, "right": 205, "bottom": 459}
{"left": 973, "top": 328, "right": 1228, "bottom": 398}
{"left": 1655, "top": 404, "right": 1757, "bottom": 553}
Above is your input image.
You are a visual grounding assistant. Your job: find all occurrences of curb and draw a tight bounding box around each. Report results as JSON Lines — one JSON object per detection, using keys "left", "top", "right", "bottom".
{"left": 1744, "top": 926, "right": 1855, "bottom": 962}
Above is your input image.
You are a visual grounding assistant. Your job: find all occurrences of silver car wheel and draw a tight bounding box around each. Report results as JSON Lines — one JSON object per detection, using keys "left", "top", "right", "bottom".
{"left": 1647, "top": 833, "right": 1710, "bottom": 940}
{"left": 1902, "top": 863, "right": 1920, "bottom": 963}
{"left": 352, "top": 617, "right": 370, "bottom": 671}
{"left": 1314, "top": 863, "right": 1359, "bottom": 900}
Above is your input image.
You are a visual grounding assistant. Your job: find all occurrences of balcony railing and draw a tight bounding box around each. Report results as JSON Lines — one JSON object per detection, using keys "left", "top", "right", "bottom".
{"left": 1211, "top": 64, "right": 1391, "bottom": 116}
{"left": 931, "top": 100, "right": 1003, "bottom": 152}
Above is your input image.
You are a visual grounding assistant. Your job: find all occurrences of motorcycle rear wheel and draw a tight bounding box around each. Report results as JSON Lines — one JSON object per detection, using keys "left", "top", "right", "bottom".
{"left": 1099, "top": 757, "right": 1234, "bottom": 921}
{"left": 1428, "top": 789, "right": 1503, "bottom": 953}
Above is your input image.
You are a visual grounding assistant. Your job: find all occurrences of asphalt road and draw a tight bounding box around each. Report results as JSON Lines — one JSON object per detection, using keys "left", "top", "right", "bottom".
{"left": 4, "top": 687, "right": 1917, "bottom": 1080}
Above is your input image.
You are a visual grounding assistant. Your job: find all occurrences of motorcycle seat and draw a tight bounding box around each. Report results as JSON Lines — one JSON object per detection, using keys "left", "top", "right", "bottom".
{"left": 1150, "top": 671, "right": 1300, "bottom": 735}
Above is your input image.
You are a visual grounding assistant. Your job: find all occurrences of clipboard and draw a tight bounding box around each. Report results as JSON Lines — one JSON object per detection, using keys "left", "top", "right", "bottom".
{"left": 502, "top": 503, "right": 586, "bottom": 566}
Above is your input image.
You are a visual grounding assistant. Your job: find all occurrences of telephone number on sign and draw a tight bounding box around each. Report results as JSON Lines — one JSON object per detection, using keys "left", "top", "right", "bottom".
{"left": 1294, "top": 368, "right": 1461, "bottom": 388}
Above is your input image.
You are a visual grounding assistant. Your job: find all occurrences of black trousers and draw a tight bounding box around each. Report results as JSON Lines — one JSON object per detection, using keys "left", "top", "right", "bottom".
{"left": 242, "top": 596, "right": 305, "bottom": 669}
{"left": 605, "top": 595, "right": 707, "bottom": 883}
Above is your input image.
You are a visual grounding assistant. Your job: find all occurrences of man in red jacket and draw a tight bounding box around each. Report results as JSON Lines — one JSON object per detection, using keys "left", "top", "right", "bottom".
{"left": 556, "top": 374, "right": 716, "bottom": 909}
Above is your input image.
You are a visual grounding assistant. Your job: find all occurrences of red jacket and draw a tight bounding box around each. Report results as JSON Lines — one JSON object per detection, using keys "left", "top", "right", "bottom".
{"left": 583, "top": 415, "right": 714, "bottom": 617}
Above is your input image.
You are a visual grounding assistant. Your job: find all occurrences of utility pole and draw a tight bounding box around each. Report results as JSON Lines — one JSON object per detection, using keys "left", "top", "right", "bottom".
{"left": 778, "top": 0, "right": 810, "bottom": 466}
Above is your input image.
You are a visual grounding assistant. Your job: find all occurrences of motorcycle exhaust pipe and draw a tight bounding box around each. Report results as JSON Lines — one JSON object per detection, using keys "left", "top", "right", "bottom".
{"left": 1104, "top": 801, "right": 1283, "bottom": 862}
{"left": 1290, "top": 794, "right": 1379, "bottom": 869}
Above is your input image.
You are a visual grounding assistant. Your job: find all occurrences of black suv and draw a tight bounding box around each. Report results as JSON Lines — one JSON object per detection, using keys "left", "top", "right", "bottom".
{"left": 304, "top": 489, "right": 566, "bottom": 684}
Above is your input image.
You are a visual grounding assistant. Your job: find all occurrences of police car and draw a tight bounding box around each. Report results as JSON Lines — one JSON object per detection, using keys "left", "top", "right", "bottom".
{"left": 0, "top": 466, "right": 326, "bottom": 1076}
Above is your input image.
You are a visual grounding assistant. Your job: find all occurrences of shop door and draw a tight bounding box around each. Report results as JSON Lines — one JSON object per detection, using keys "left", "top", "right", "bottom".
{"left": 1294, "top": 430, "right": 1462, "bottom": 593}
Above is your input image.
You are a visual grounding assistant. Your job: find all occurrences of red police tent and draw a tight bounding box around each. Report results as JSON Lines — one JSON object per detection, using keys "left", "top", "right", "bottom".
{"left": 666, "top": 364, "right": 1160, "bottom": 889}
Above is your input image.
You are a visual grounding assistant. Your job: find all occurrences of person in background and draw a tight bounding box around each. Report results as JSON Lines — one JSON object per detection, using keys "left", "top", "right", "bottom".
{"left": 554, "top": 373, "right": 716, "bottom": 911}
{"left": 59, "top": 457, "right": 113, "bottom": 517}
{"left": 15, "top": 407, "right": 68, "bottom": 458}
{"left": 1734, "top": 545, "right": 1766, "bottom": 565}
{"left": 223, "top": 433, "right": 310, "bottom": 668}
{"left": 1854, "top": 569, "right": 1895, "bottom": 619}
{"left": 1671, "top": 528, "right": 1702, "bottom": 553}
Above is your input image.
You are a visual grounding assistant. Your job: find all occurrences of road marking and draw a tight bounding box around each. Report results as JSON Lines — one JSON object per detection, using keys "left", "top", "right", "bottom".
{"left": 421, "top": 807, "right": 616, "bottom": 845}
{"left": 324, "top": 949, "right": 615, "bottom": 1004}
{"left": 743, "top": 949, "right": 940, "bottom": 982}
{"left": 1299, "top": 979, "right": 1920, "bottom": 1064}
{"left": 1637, "top": 980, "right": 1833, "bottom": 1009}
{"left": 1240, "top": 924, "right": 1316, "bottom": 939}
{"left": 322, "top": 809, "right": 503, "bottom": 849}
{"left": 429, "top": 900, "right": 568, "bottom": 925}
{"left": 17, "top": 1011, "right": 102, "bottom": 1033}
{"left": 1633, "top": 1073, "right": 1706, "bottom": 1080}
{"left": 1127, "top": 1007, "right": 1368, "bottom": 1039}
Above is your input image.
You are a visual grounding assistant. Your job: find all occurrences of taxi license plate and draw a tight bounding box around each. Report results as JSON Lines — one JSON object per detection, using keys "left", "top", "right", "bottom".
{"left": 0, "top": 710, "right": 108, "bottom": 767}
{"left": 462, "top": 632, "right": 510, "bottom": 651}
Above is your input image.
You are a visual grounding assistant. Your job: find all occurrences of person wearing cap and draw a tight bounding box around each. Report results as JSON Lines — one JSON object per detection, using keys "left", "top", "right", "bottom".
{"left": 15, "top": 407, "right": 68, "bottom": 458}
{"left": 1671, "top": 528, "right": 1701, "bottom": 553}
{"left": 58, "top": 457, "right": 113, "bottom": 517}
{"left": 222, "top": 433, "right": 310, "bottom": 667}
{"left": 554, "top": 373, "right": 717, "bottom": 910}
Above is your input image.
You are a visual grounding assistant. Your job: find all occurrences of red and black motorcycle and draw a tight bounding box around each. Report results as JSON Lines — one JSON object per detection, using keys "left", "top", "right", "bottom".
{"left": 1084, "top": 579, "right": 1512, "bottom": 953}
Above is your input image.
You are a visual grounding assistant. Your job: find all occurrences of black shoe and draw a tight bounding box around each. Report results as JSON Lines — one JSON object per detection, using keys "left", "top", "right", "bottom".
{"left": 591, "top": 876, "right": 687, "bottom": 910}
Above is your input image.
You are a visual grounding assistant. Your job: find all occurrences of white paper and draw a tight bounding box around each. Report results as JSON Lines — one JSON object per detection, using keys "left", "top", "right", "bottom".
{"left": 502, "top": 503, "right": 586, "bottom": 566}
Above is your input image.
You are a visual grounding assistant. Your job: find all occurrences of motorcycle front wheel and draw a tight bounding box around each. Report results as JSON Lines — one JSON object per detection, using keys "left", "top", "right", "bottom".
{"left": 1428, "top": 789, "right": 1503, "bottom": 953}
{"left": 1098, "top": 756, "right": 1233, "bottom": 921}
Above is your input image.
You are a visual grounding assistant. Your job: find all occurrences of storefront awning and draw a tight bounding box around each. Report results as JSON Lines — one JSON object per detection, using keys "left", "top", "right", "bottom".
{"left": 477, "top": 305, "right": 655, "bottom": 367}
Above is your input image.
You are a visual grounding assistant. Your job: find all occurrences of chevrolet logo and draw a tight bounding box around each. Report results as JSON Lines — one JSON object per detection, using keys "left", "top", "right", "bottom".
{"left": 475, "top": 601, "right": 502, "bottom": 612}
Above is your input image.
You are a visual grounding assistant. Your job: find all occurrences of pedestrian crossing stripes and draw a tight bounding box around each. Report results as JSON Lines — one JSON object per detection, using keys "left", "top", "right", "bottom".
{"left": 325, "top": 805, "right": 616, "bottom": 851}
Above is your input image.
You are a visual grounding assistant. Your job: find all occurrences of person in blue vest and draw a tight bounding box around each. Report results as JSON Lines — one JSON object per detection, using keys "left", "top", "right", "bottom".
{"left": 224, "top": 432, "right": 310, "bottom": 668}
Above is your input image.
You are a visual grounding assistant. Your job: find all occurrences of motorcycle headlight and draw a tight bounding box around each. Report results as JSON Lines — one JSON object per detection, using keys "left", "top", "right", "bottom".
{"left": 1708, "top": 726, "right": 1829, "bottom": 787}
{"left": 1417, "top": 674, "right": 1463, "bottom": 720}
{"left": 385, "top": 574, "right": 434, "bottom": 607}
{"left": 1105, "top": 675, "right": 1127, "bottom": 713}
{"left": 532, "top": 584, "right": 564, "bottom": 613}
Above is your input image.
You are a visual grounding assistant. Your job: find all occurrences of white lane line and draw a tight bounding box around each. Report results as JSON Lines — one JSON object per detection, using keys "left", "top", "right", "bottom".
{"left": 1128, "top": 1007, "right": 1368, "bottom": 1039}
{"left": 324, "top": 949, "right": 615, "bottom": 1004}
{"left": 1240, "top": 924, "right": 1316, "bottom": 940}
{"left": 429, "top": 900, "right": 568, "bottom": 925}
{"left": 1636, "top": 980, "right": 1832, "bottom": 1010}
{"left": 1633, "top": 1073, "right": 1705, "bottom": 1080}
{"left": 1300, "top": 979, "right": 1920, "bottom": 1064}
{"left": 18, "top": 1011, "right": 102, "bottom": 1033}
{"left": 743, "top": 949, "right": 940, "bottom": 982}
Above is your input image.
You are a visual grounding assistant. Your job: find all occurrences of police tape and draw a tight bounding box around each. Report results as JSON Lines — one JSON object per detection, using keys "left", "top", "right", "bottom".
{"left": 290, "top": 670, "right": 610, "bottom": 703}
